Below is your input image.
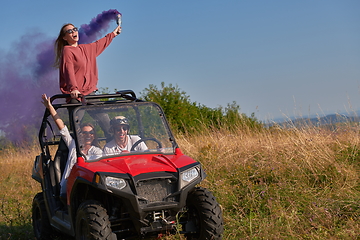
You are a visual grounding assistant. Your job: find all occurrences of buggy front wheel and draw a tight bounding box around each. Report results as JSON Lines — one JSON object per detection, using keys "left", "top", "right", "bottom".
{"left": 75, "top": 200, "right": 116, "bottom": 240}
{"left": 181, "top": 187, "right": 224, "bottom": 240}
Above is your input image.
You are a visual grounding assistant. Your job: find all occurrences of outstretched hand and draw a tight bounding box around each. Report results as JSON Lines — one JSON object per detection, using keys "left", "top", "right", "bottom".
{"left": 113, "top": 26, "right": 122, "bottom": 36}
{"left": 41, "top": 94, "right": 51, "bottom": 109}
{"left": 41, "top": 94, "right": 65, "bottom": 130}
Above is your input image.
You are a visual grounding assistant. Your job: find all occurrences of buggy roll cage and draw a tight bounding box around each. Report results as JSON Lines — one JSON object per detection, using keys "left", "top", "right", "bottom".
{"left": 38, "top": 90, "right": 178, "bottom": 160}
{"left": 38, "top": 90, "right": 143, "bottom": 156}
{"left": 49, "top": 89, "right": 141, "bottom": 106}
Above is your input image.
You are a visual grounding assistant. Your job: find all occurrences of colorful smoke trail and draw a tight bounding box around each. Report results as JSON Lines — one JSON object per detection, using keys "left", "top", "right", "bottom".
{"left": 79, "top": 9, "right": 120, "bottom": 44}
{"left": 0, "top": 9, "right": 120, "bottom": 144}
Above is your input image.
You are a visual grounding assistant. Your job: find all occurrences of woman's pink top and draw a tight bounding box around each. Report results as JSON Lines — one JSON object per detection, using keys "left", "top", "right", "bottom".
{"left": 59, "top": 32, "right": 116, "bottom": 96}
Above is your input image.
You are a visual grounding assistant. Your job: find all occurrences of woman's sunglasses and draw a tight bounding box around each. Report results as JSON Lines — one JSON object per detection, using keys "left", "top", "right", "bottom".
{"left": 65, "top": 27, "right": 78, "bottom": 34}
{"left": 82, "top": 130, "right": 94, "bottom": 135}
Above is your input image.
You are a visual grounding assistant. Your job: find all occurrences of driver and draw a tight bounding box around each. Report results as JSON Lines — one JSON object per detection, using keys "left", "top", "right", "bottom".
{"left": 103, "top": 116, "right": 148, "bottom": 155}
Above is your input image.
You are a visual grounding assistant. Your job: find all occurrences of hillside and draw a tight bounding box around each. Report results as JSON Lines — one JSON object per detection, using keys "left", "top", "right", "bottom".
{"left": 270, "top": 112, "right": 360, "bottom": 128}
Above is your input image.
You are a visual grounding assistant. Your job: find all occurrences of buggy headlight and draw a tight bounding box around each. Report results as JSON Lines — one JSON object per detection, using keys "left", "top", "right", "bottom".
{"left": 180, "top": 167, "right": 199, "bottom": 189}
{"left": 105, "top": 177, "right": 126, "bottom": 190}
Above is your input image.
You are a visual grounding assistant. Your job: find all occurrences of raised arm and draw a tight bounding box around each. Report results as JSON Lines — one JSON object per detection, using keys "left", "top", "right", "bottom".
{"left": 41, "top": 94, "right": 65, "bottom": 131}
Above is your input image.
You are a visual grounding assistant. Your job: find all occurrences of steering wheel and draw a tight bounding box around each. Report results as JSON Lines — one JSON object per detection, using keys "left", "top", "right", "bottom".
{"left": 130, "top": 137, "right": 163, "bottom": 151}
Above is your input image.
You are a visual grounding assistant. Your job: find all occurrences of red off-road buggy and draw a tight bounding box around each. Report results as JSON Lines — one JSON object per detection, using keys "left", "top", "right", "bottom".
{"left": 31, "top": 90, "right": 223, "bottom": 239}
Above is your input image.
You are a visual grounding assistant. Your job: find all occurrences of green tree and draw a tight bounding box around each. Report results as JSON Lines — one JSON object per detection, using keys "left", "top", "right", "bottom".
{"left": 140, "top": 82, "right": 263, "bottom": 133}
{"left": 140, "top": 82, "right": 200, "bottom": 132}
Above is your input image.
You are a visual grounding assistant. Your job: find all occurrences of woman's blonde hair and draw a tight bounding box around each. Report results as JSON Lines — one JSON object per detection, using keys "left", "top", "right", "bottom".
{"left": 53, "top": 23, "right": 74, "bottom": 68}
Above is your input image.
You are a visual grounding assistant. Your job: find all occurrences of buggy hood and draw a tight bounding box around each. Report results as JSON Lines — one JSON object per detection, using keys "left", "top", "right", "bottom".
{"left": 81, "top": 153, "right": 196, "bottom": 177}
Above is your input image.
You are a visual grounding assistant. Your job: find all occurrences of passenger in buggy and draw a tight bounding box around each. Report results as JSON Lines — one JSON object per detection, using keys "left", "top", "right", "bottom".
{"left": 41, "top": 94, "right": 102, "bottom": 196}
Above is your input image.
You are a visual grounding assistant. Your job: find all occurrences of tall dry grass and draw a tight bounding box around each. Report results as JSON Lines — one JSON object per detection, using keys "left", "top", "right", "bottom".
{"left": 1, "top": 122, "right": 360, "bottom": 239}
{"left": 0, "top": 144, "right": 41, "bottom": 239}
{"left": 176, "top": 122, "right": 360, "bottom": 239}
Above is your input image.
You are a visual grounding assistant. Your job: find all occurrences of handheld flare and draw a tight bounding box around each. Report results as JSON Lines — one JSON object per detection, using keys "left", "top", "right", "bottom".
{"left": 116, "top": 14, "right": 122, "bottom": 27}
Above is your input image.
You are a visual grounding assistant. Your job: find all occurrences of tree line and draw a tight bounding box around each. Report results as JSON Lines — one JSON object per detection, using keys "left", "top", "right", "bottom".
{"left": 139, "top": 82, "right": 263, "bottom": 134}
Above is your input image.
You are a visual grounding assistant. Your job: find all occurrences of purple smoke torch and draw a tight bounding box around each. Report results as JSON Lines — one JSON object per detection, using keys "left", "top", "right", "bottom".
{"left": 117, "top": 13, "right": 122, "bottom": 27}
{"left": 0, "top": 9, "right": 121, "bottom": 144}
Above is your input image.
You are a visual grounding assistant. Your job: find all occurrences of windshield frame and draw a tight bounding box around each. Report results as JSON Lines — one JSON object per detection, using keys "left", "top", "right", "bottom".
{"left": 72, "top": 101, "right": 178, "bottom": 162}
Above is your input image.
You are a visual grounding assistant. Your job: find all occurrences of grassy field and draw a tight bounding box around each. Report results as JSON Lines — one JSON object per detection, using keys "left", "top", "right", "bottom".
{"left": 1, "top": 122, "right": 360, "bottom": 239}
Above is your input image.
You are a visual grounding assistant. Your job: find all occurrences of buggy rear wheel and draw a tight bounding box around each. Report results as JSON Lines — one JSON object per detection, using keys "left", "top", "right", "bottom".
{"left": 75, "top": 200, "right": 115, "bottom": 240}
{"left": 182, "top": 187, "right": 224, "bottom": 240}
{"left": 32, "top": 192, "right": 52, "bottom": 240}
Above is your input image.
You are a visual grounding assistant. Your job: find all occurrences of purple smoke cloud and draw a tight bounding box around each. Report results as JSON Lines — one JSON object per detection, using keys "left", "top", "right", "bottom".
{"left": 0, "top": 9, "right": 120, "bottom": 144}
{"left": 79, "top": 9, "right": 120, "bottom": 44}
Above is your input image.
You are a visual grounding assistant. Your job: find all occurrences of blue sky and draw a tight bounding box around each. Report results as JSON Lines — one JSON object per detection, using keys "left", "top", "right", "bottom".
{"left": 0, "top": 0, "right": 359, "bottom": 121}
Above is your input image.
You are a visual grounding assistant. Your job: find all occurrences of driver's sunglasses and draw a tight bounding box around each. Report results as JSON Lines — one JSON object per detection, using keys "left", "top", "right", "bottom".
{"left": 82, "top": 130, "right": 94, "bottom": 135}
{"left": 115, "top": 126, "right": 129, "bottom": 132}
{"left": 65, "top": 27, "right": 78, "bottom": 34}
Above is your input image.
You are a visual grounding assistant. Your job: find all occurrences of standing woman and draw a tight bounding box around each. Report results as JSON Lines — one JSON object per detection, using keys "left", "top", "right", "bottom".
{"left": 54, "top": 23, "right": 121, "bottom": 102}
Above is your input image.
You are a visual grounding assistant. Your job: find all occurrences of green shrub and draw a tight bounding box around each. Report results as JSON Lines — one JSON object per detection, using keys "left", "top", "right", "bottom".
{"left": 140, "top": 82, "right": 263, "bottom": 133}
